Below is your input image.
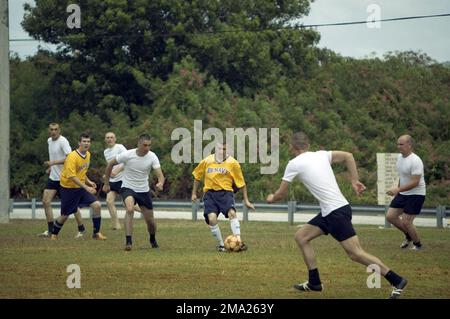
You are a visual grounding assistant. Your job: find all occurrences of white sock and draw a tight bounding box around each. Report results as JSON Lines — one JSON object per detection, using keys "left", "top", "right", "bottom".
{"left": 209, "top": 224, "right": 224, "bottom": 246}
{"left": 230, "top": 218, "right": 241, "bottom": 241}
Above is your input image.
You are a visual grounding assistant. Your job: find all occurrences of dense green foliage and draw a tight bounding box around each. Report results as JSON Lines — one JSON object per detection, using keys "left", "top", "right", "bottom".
{"left": 10, "top": 1, "right": 450, "bottom": 206}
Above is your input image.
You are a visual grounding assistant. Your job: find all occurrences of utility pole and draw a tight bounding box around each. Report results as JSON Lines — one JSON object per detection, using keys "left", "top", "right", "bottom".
{"left": 0, "top": 0, "right": 10, "bottom": 223}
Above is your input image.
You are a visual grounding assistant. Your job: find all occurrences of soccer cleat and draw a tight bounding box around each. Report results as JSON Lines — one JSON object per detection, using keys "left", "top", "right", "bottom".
{"left": 124, "top": 244, "right": 132, "bottom": 251}
{"left": 400, "top": 239, "right": 412, "bottom": 249}
{"left": 216, "top": 245, "right": 226, "bottom": 252}
{"left": 150, "top": 240, "right": 159, "bottom": 248}
{"left": 92, "top": 232, "right": 107, "bottom": 240}
{"left": 293, "top": 281, "right": 323, "bottom": 292}
{"left": 37, "top": 230, "right": 50, "bottom": 238}
{"left": 50, "top": 234, "right": 58, "bottom": 241}
{"left": 389, "top": 278, "right": 408, "bottom": 299}
{"left": 411, "top": 244, "right": 423, "bottom": 251}
{"left": 239, "top": 242, "right": 248, "bottom": 252}
{"left": 74, "top": 231, "right": 85, "bottom": 239}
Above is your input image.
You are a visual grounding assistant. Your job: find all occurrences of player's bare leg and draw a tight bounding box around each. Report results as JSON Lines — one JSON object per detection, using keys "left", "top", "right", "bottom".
{"left": 141, "top": 207, "right": 158, "bottom": 248}
{"left": 340, "top": 235, "right": 390, "bottom": 274}
{"left": 39, "top": 189, "right": 57, "bottom": 237}
{"left": 106, "top": 191, "right": 121, "bottom": 230}
{"left": 293, "top": 224, "right": 324, "bottom": 292}
{"left": 295, "top": 224, "right": 324, "bottom": 269}
{"left": 123, "top": 196, "right": 135, "bottom": 250}
{"left": 386, "top": 208, "right": 408, "bottom": 232}
{"left": 90, "top": 201, "right": 106, "bottom": 240}
{"left": 387, "top": 207, "right": 413, "bottom": 248}
{"left": 402, "top": 214, "right": 422, "bottom": 250}
{"left": 73, "top": 209, "right": 86, "bottom": 239}
{"left": 340, "top": 235, "right": 408, "bottom": 298}
{"left": 74, "top": 209, "right": 83, "bottom": 226}
{"left": 207, "top": 213, "right": 225, "bottom": 251}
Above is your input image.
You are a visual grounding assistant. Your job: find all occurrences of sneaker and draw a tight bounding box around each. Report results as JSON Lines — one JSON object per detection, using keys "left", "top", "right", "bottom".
{"left": 124, "top": 244, "right": 132, "bottom": 251}
{"left": 92, "top": 232, "right": 107, "bottom": 240}
{"left": 74, "top": 231, "right": 85, "bottom": 239}
{"left": 150, "top": 240, "right": 159, "bottom": 248}
{"left": 239, "top": 242, "right": 248, "bottom": 252}
{"left": 294, "top": 281, "right": 323, "bottom": 292}
{"left": 400, "top": 239, "right": 412, "bottom": 249}
{"left": 37, "top": 230, "right": 50, "bottom": 238}
{"left": 112, "top": 225, "right": 122, "bottom": 230}
{"left": 50, "top": 234, "right": 58, "bottom": 241}
{"left": 216, "top": 245, "right": 226, "bottom": 252}
{"left": 389, "top": 278, "right": 408, "bottom": 299}
{"left": 411, "top": 244, "right": 423, "bottom": 251}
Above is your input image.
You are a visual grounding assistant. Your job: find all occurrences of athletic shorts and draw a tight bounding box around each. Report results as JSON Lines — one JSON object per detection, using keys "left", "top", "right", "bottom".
{"left": 108, "top": 181, "right": 122, "bottom": 193}
{"left": 390, "top": 194, "right": 425, "bottom": 215}
{"left": 60, "top": 187, "right": 98, "bottom": 216}
{"left": 308, "top": 205, "right": 356, "bottom": 242}
{"left": 45, "top": 179, "right": 61, "bottom": 191}
{"left": 203, "top": 190, "right": 235, "bottom": 224}
{"left": 120, "top": 187, "right": 153, "bottom": 209}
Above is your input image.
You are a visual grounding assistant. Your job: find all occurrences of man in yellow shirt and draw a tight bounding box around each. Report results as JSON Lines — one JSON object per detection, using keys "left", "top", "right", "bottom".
{"left": 51, "top": 133, "right": 106, "bottom": 240}
{"left": 192, "top": 142, "right": 254, "bottom": 252}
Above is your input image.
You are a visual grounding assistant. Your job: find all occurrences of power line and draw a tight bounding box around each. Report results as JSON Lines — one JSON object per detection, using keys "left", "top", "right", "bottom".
{"left": 9, "top": 13, "right": 450, "bottom": 42}
{"left": 303, "top": 13, "right": 450, "bottom": 27}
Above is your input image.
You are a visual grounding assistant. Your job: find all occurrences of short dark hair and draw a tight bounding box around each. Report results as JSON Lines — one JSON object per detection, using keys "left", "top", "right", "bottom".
{"left": 138, "top": 133, "right": 152, "bottom": 142}
{"left": 290, "top": 132, "right": 309, "bottom": 150}
{"left": 79, "top": 133, "right": 91, "bottom": 141}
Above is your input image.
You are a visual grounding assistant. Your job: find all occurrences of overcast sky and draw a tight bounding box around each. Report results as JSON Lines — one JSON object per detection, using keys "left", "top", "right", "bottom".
{"left": 8, "top": 0, "right": 450, "bottom": 62}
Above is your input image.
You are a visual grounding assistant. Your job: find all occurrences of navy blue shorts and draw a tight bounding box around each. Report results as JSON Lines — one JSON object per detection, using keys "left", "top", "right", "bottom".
{"left": 203, "top": 190, "right": 235, "bottom": 224}
{"left": 308, "top": 205, "right": 356, "bottom": 242}
{"left": 109, "top": 181, "right": 122, "bottom": 193}
{"left": 390, "top": 194, "right": 425, "bottom": 215}
{"left": 120, "top": 187, "right": 153, "bottom": 209}
{"left": 60, "top": 187, "right": 98, "bottom": 216}
{"left": 45, "top": 179, "right": 61, "bottom": 191}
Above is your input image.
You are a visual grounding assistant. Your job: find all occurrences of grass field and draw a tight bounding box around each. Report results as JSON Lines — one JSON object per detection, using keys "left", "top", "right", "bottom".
{"left": 0, "top": 219, "right": 449, "bottom": 299}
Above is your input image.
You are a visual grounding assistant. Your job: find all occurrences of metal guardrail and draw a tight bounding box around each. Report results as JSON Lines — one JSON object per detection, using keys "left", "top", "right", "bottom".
{"left": 8, "top": 198, "right": 448, "bottom": 228}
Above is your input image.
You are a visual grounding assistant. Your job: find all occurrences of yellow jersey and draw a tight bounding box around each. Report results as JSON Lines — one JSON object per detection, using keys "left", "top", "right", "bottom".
{"left": 192, "top": 154, "right": 246, "bottom": 192}
{"left": 60, "top": 150, "right": 91, "bottom": 188}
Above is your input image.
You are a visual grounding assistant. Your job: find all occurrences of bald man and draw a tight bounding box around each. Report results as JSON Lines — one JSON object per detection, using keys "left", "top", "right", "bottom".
{"left": 386, "top": 135, "right": 426, "bottom": 251}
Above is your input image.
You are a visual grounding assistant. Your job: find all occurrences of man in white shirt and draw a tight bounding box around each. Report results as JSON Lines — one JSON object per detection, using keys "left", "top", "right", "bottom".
{"left": 104, "top": 134, "right": 165, "bottom": 251}
{"left": 386, "top": 135, "right": 426, "bottom": 251}
{"left": 102, "top": 132, "right": 127, "bottom": 230}
{"left": 266, "top": 132, "right": 408, "bottom": 299}
{"left": 38, "top": 123, "right": 85, "bottom": 238}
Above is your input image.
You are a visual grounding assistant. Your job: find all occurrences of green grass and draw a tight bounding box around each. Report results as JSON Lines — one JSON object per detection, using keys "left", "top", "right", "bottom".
{"left": 0, "top": 219, "right": 449, "bottom": 299}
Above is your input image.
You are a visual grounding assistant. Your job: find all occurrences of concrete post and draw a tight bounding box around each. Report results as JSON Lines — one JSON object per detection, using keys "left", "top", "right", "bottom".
{"left": 242, "top": 200, "right": 249, "bottom": 222}
{"left": 0, "top": 0, "right": 10, "bottom": 223}
{"left": 191, "top": 201, "right": 199, "bottom": 221}
{"left": 288, "top": 201, "right": 296, "bottom": 225}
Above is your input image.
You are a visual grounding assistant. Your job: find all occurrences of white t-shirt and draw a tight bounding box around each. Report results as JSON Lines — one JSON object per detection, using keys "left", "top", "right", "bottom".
{"left": 397, "top": 153, "right": 426, "bottom": 196}
{"left": 116, "top": 149, "right": 161, "bottom": 192}
{"left": 282, "top": 151, "right": 349, "bottom": 217}
{"left": 48, "top": 135, "right": 72, "bottom": 181}
{"left": 104, "top": 143, "right": 127, "bottom": 182}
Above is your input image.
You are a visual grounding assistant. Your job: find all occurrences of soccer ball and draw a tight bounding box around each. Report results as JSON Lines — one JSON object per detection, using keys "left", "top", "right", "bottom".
{"left": 224, "top": 235, "right": 241, "bottom": 252}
